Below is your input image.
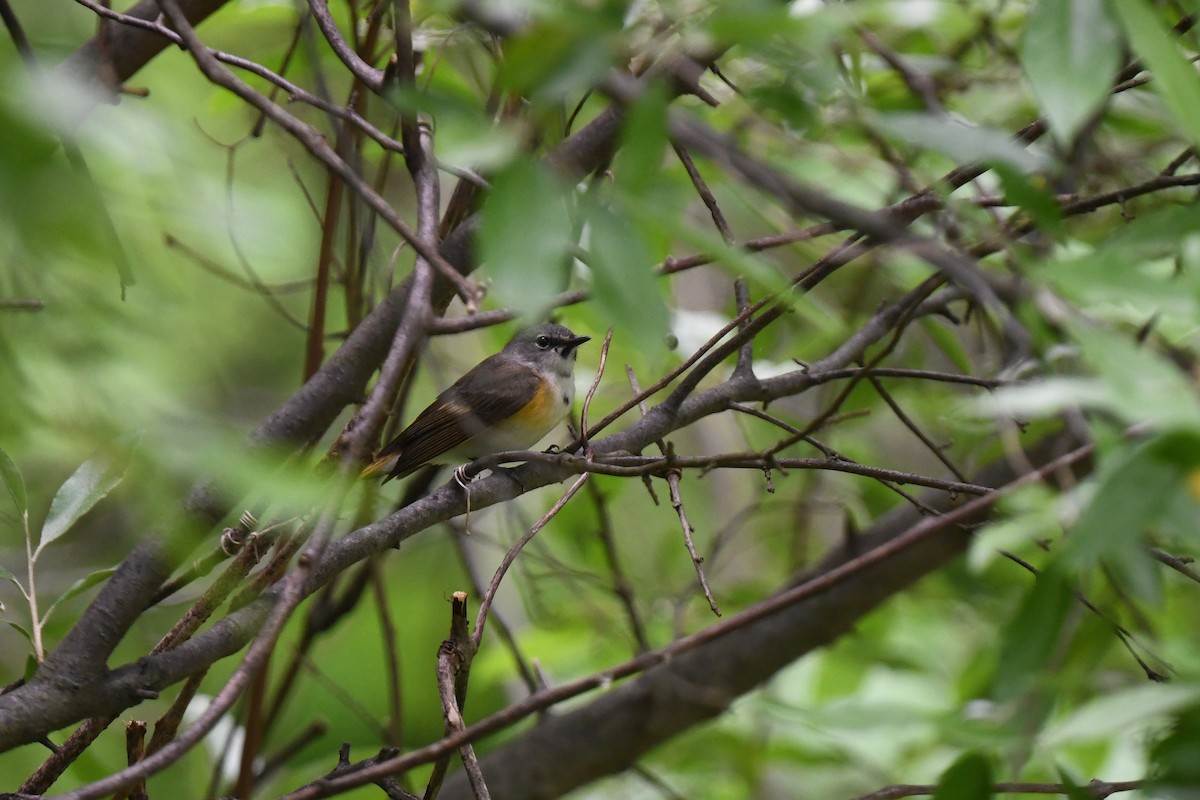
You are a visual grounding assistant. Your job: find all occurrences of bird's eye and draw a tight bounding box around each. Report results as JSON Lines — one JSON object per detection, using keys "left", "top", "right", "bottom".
{"left": 535, "top": 335, "right": 551, "bottom": 349}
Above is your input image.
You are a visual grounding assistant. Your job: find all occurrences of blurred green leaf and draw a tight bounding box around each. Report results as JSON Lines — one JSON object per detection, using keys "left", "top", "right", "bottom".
{"left": 582, "top": 197, "right": 670, "bottom": 353}
{"left": 706, "top": 0, "right": 805, "bottom": 43}
{"left": 1110, "top": 0, "right": 1200, "bottom": 147}
{"left": 968, "top": 485, "right": 1060, "bottom": 572}
{"left": 920, "top": 318, "right": 974, "bottom": 374}
{"left": 1104, "top": 203, "right": 1200, "bottom": 258}
{"left": 41, "top": 567, "right": 118, "bottom": 625}
{"left": 0, "top": 446, "right": 26, "bottom": 518}
{"left": 0, "top": 563, "right": 19, "bottom": 589}
{"left": 1054, "top": 766, "right": 1095, "bottom": 800}
{"left": 872, "top": 113, "right": 1051, "bottom": 173}
{"left": 1069, "top": 323, "right": 1200, "bottom": 429}
{"left": 993, "top": 565, "right": 1073, "bottom": 701}
{"left": 1043, "top": 684, "right": 1200, "bottom": 746}
{"left": 1148, "top": 703, "right": 1200, "bottom": 791}
{"left": 977, "top": 377, "right": 1111, "bottom": 420}
{"left": 38, "top": 448, "right": 133, "bottom": 555}
{"left": 500, "top": 14, "right": 619, "bottom": 104}
{"left": 6, "top": 621, "right": 33, "bottom": 647}
{"left": 1040, "top": 205, "right": 1200, "bottom": 322}
{"left": 479, "top": 159, "right": 574, "bottom": 323}
{"left": 995, "top": 165, "right": 1064, "bottom": 238}
{"left": 1020, "top": 0, "right": 1122, "bottom": 145}
{"left": 933, "top": 751, "right": 993, "bottom": 800}
{"left": 1064, "top": 433, "right": 1198, "bottom": 596}
{"left": 744, "top": 82, "right": 818, "bottom": 131}
{"left": 613, "top": 82, "right": 669, "bottom": 198}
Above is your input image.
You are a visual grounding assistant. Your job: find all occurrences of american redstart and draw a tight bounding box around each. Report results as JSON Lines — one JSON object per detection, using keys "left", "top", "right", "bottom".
{"left": 363, "top": 323, "right": 591, "bottom": 482}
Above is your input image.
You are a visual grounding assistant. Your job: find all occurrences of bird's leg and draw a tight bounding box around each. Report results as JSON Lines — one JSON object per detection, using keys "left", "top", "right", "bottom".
{"left": 452, "top": 463, "right": 474, "bottom": 487}
{"left": 452, "top": 464, "right": 473, "bottom": 533}
{"left": 220, "top": 509, "right": 260, "bottom": 556}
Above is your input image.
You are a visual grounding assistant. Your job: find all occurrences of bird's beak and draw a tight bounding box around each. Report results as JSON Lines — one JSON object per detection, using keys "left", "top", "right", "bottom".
{"left": 565, "top": 335, "right": 591, "bottom": 354}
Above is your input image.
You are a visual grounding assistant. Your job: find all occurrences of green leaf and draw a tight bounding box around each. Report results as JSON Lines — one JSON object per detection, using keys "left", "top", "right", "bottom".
{"left": 0, "top": 562, "right": 20, "bottom": 589}
{"left": 41, "top": 567, "right": 118, "bottom": 625}
{"left": 1020, "top": 0, "right": 1122, "bottom": 145}
{"left": 1064, "top": 433, "right": 1197, "bottom": 588}
{"left": 613, "top": 82, "right": 670, "bottom": 197}
{"left": 993, "top": 566, "right": 1074, "bottom": 701}
{"left": 478, "top": 159, "right": 575, "bottom": 324}
{"left": 1042, "top": 684, "right": 1200, "bottom": 746}
{"left": 1037, "top": 207, "right": 1200, "bottom": 322}
{"left": 0, "top": 447, "right": 26, "bottom": 518}
{"left": 500, "top": 14, "right": 619, "bottom": 105}
{"left": 6, "top": 620, "right": 33, "bottom": 647}
{"left": 1109, "top": 0, "right": 1200, "bottom": 147}
{"left": 581, "top": 198, "right": 670, "bottom": 354}
{"left": 968, "top": 485, "right": 1060, "bottom": 572}
{"left": 38, "top": 451, "right": 131, "bottom": 555}
{"left": 995, "top": 165, "right": 1064, "bottom": 238}
{"left": 976, "top": 376, "right": 1111, "bottom": 420}
{"left": 1069, "top": 322, "right": 1200, "bottom": 430}
{"left": 1148, "top": 703, "right": 1200, "bottom": 790}
{"left": 872, "top": 112, "right": 1050, "bottom": 173}
{"left": 933, "top": 751, "right": 993, "bottom": 800}
{"left": 1103, "top": 203, "right": 1200, "bottom": 259}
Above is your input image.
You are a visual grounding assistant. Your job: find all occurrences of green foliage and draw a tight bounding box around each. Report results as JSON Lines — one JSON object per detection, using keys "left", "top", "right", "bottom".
{"left": 1020, "top": 0, "right": 1122, "bottom": 146}
{"left": 38, "top": 445, "right": 133, "bottom": 553}
{"left": 6, "top": 0, "right": 1200, "bottom": 797}
{"left": 1110, "top": 0, "right": 1200, "bottom": 147}
{"left": 479, "top": 159, "right": 575, "bottom": 321}
{"left": 873, "top": 113, "right": 1050, "bottom": 174}
{"left": 933, "top": 751, "right": 994, "bottom": 800}
{"left": 1148, "top": 703, "right": 1200, "bottom": 792}
{"left": 992, "top": 566, "right": 1075, "bottom": 702}
{"left": 0, "top": 447, "right": 27, "bottom": 518}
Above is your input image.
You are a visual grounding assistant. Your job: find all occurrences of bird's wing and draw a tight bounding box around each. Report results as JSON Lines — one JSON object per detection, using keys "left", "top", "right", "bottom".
{"left": 369, "top": 354, "right": 541, "bottom": 478}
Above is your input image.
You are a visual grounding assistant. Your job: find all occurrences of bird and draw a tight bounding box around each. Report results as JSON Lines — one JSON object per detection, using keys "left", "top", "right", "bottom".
{"left": 363, "top": 323, "right": 591, "bottom": 482}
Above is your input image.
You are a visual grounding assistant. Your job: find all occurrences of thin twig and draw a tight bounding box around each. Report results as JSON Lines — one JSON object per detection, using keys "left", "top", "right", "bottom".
{"left": 426, "top": 291, "right": 589, "bottom": 335}
{"left": 1150, "top": 548, "right": 1200, "bottom": 584}
{"left": 0, "top": 0, "right": 36, "bottom": 65}
{"left": 463, "top": 447, "right": 993, "bottom": 496}
{"left": 579, "top": 327, "right": 614, "bottom": 446}
{"left": 672, "top": 140, "right": 733, "bottom": 241}
{"left": 665, "top": 467, "right": 721, "bottom": 616}
{"left": 1001, "top": 551, "right": 1169, "bottom": 682}
{"left": 447, "top": 521, "right": 541, "bottom": 693}
{"left": 732, "top": 279, "right": 754, "bottom": 381}
{"left": 852, "top": 779, "right": 1142, "bottom": 800}
{"left": 586, "top": 481, "right": 651, "bottom": 653}
{"left": 626, "top": 368, "right": 720, "bottom": 615}
{"left": 472, "top": 473, "right": 591, "bottom": 648}
{"left": 866, "top": 372, "right": 969, "bottom": 482}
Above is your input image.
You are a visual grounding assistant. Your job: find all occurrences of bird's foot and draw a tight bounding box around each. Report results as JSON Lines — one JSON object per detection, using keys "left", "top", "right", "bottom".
{"left": 452, "top": 463, "right": 474, "bottom": 489}
{"left": 452, "top": 464, "right": 474, "bottom": 533}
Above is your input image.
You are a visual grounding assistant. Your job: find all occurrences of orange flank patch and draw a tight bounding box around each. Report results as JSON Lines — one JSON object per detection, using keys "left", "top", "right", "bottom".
{"left": 465, "top": 378, "right": 565, "bottom": 455}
